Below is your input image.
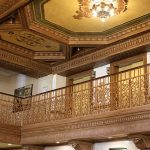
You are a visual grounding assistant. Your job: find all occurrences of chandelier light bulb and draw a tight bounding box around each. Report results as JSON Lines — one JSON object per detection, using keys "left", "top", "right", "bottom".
{"left": 101, "top": 18, "right": 106, "bottom": 22}
{"left": 74, "top": 0, "right": 128, "bottom": 22}
{"left": 92, "top": 10, "right": 98, "bottom": 17}
{"left": 97, "top": 6, "right": 101, "bottom": 11}
{"left": 90, "top": 0, "right": 126, "bottom": 21}
{"left": 104, "top": 6, "right": 109, "bottom": 11}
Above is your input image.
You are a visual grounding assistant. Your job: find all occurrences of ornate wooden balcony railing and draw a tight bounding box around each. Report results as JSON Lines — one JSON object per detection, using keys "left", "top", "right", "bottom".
{"left": 0, "top": 92, "right": 22, "bottom": 126}
{"left": 0, "top": 64, "right": 150, "bottom": 126}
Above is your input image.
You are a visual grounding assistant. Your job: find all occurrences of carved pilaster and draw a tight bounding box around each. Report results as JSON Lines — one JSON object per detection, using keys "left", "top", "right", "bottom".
{"left": 70, "top": 141, "right": 93, "bottom": 150}
{"left": 131, "top": 135, "right": 150, "bottom": 150}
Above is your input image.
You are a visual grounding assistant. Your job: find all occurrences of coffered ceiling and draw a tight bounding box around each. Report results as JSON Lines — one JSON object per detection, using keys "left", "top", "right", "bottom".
{"left": 0, "top": 0, "right": 150, "bottom": 77}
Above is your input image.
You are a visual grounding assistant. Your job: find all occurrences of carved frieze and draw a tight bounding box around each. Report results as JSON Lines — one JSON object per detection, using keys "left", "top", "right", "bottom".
{"left": 21, "top": 105, "right": 150, "bottom": 144}
{"left": 0, "top": 40, "right": 34, "bottom": 59}
{"left": 0, "top": 49, "right": 52, "bottom": 77}
{"left": 34, "top": 51, "right": 65, "bottom": 60}
{"left": 52, "top": 32, "right": 150, "bottom": 74}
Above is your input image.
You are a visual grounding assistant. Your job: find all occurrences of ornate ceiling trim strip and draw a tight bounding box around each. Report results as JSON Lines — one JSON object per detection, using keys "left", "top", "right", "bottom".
{"left": 52, "top": 32, "right": 150, "bottom": 74}
{"left": 0, "top": 0, "right": 31, "bottom": 20}
{"left": 24, "top": 5, "right": 70, "bottom": 44}
{"left": 0, "top": 40, "right": 34, "bottom": 59}
{"left": 34, "top": 51, "right": 65, "bottom": 60}
{"left": 0, "top": 49, "right": 52, "bottom": 76}
{"left": 69, "top": 20, "right": 150, "bottom": 45}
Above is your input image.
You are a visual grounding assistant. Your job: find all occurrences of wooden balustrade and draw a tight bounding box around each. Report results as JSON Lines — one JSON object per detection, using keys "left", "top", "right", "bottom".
{"left": 0, "top": 64, "right": 150, "bottom": 126}
{"left": 0, "top": 93, "right": 22, "bottom": 126}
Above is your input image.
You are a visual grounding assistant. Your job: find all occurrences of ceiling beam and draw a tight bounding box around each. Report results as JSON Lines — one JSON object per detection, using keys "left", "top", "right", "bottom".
{"left": 0, "top": 0, "right": 32, "bottom": 21}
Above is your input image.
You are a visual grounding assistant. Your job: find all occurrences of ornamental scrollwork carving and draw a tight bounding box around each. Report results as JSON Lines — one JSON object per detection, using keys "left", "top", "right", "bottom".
{"left": 8, "top": 31, "right": 52, "bottom": 49}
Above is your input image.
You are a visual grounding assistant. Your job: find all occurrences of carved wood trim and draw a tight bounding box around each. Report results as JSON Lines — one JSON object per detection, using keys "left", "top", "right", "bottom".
{"left": 131, "top": 135, "right": 150, "bottom": 149}
{"left": 0, "top": 40, "right": 34, "bottom": 59}
{"left": 34, "top": 51, "right": 65, "bottom": 60}
{"left": 24, "top": 5, "right": 70, "bottom": 44}
{"left": 0, "top": 49, "right": 52, "bottom": 77}
{"left": 52, "top": 32, "right": 150, "bottom": 74}
{"left": 21, "top": 105, "right": 150, "bottom": 144}
{"left": 0, "top": 124, "right": 21, "bottom": 144}
{"left": 0, "top": 0, "right": 31, "bottom": 20}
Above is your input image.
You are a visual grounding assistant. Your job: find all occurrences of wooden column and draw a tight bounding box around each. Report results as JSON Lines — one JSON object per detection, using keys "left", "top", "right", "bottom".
{"left": 70, "top": 141, "right": 93, "bottom": 150}
{"left": 131, "top": 135, "right": 150, "bottom": 150}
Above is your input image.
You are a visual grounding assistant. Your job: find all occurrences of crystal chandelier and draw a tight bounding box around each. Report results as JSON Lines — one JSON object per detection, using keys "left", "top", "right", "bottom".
{"left": 73, "top": 0, "right": 128, "bottom": 22}
{"left": 91, "top": 0, "right": 127, "bottom": 21}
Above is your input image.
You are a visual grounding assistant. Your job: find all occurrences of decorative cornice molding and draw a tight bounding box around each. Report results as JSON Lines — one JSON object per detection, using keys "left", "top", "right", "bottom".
{"left": 21, "top": 106, "right": 150, "bottom": 144}
{"left": 24, "top": 5, "right": 70, "bottom": 44}
{"left": 0, "top": 49, "right": 52, "bottom": 77}
{"left": 52, "top": 32, "right": 150, "bottom": 74}
{"left": 22, "top": 110, "right": 150, "bottom": 136}
{"left": 0, "top": 40, "right": 34, "bottom": 59}
{"left": 34, "top": 51, "right": 65, "bottom": 60}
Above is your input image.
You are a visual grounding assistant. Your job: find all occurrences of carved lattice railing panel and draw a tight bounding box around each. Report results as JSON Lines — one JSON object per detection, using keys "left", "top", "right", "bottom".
{"left": 0, "top": 64, "right": 150, "bottom": 126}
{"left": 0, "top": 93, "right": 22, "bottom": 126}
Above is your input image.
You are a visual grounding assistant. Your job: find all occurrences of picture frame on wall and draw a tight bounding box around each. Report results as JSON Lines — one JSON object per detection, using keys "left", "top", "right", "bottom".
{"left": 13, "top": 84, "right": 33, "bottom": 112}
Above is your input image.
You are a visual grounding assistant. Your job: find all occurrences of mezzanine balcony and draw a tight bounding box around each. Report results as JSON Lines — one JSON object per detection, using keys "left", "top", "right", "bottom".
{"left": 0, "top": 64, "right": 150, "bottom": 144}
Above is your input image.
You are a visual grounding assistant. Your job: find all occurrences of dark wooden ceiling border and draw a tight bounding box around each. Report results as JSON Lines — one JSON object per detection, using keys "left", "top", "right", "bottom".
{"left": 0, "top": 0, "right": 32, "bottom": 21}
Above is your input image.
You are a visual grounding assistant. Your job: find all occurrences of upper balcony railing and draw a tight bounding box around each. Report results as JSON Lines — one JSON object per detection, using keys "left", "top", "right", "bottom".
{"left": 1, "top": 64, "right": 150, "bottom": 126}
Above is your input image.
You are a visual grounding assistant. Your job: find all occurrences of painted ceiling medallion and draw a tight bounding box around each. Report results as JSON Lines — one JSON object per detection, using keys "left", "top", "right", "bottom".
{"left": 73, "top": 0, "right": 128, "bottom": 22}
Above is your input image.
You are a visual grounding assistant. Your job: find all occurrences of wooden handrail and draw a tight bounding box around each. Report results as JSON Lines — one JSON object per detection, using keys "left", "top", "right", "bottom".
{"left": 0, "top": 63, "right": 150, "bottom": 99}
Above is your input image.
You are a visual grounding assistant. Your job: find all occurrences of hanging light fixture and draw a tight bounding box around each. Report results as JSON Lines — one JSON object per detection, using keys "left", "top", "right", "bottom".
{"left": 73, "top": 0, "right": 128, "bottom": 22}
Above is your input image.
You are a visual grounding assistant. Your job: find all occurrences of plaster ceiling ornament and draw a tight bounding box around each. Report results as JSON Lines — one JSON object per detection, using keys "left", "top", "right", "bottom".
{"left": 73, "top": 0, "right": 128, "bottom": 21}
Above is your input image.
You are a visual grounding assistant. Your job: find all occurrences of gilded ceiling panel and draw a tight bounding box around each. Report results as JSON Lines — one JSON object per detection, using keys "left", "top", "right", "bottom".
{"left": 35, "top": 0, "right": 150, "bottom": 33}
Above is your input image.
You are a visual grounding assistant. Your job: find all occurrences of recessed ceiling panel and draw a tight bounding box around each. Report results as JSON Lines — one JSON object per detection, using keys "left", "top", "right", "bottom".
{"left": 43, "top": 0, "right": 150, "bottom": 32}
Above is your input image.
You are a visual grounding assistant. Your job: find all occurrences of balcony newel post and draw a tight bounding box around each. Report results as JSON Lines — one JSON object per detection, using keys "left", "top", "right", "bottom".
{"left": 110, "top": 66, "right": 119, "bottom": 110}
